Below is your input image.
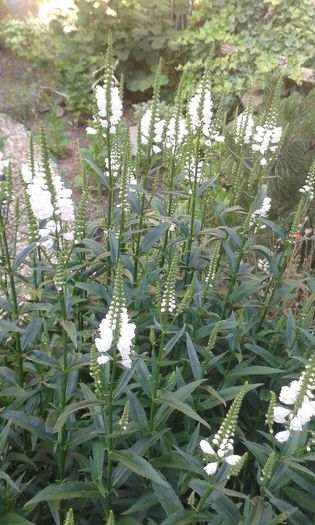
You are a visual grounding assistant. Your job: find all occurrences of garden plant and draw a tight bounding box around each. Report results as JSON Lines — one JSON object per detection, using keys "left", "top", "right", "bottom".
{"left": 0, "top": 39, "right": 315, "bottom": 525}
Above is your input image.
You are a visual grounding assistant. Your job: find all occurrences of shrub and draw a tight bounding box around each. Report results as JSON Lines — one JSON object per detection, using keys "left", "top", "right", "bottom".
{"left": 177, "top": 0, "right": 315, "bottom": 101}
{"left": 0, "top": 46, "right": 314, "bottom": 524}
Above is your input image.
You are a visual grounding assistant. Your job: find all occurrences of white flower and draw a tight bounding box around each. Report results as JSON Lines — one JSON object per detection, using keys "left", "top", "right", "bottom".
{"left": 97, "top": 354, "right": 110, "bottom": 365}
{"left": 95, "top": 334, "right": 112, "bottom": 354}
{"left": 273, "top": 406, "right": 290, "bottom": 423}
{"left": 299, "top": 167, "right": 315, "bottom": 200}
{"left": 204, "top": 462, "right": 218, "bottom": 476}
{"left": 275, "top": 430, "right": 290, "bottom": 442}
{"left": 257, "top": 259, "right": 270, "bottom": 272}
{"left": 140, "top": 109, "right": 153, "bottom": 146}
{"left": 63, "top": 232, "right": 74, "bottom": 241}
{"left": 235, "top": 112, "right": 254, "bottom": 144}
{"left": 157, "top": 116, "right": 188, "bottom": 151}
{"left": 279, "top": 381, "right": 300, "bottom": 405}
{"left": 289, "top": 416, "right": 303, "bottom": 431}
{"left": 200, "top": 440, "right": 215, "bottom": 455}
{"left": 86, "top": 127, "right": 97, "bottom": 135}
{"left": 93, "top": 83, "right": 123, "bottom": 135}
{"left": 225, "top": 454, "right": 241, "bottom": 466}
{"left": 251, "top": 119, "right": 282, "bottom": 164}
{"left": 296, "top": 401, "right": 314, "bottom": 424}
{"left": 251, "top": 196, "right": 271, "bottom": 228}
{"left": 116, "top": 308, "right": 135, "bottom": 369}
{"left": 22, "top": 161, "right": 74, "bottom": 236}
{"left": 188, "top": 86, "right": 224, "bottom": 146}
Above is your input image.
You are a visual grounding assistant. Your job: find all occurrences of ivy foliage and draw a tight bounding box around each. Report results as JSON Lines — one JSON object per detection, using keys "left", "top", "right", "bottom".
{"left": 178, "top": 0, "right": 315, "bottom": 99}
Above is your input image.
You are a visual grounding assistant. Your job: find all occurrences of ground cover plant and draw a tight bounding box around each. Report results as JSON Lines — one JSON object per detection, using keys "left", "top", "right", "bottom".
{"left": 2, "top": 1, "right": 314, "bottom": 114}
{"left": 0, "top": 41, "right": 315, "bottom": 525}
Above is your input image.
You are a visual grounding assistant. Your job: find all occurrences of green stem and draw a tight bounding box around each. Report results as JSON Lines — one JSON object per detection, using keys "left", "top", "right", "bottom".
{"left": 222, "top": 239, "right": 245, "bottom": 317}
{"left": 194, "top": 482, "right": 213, "bottom": 520}
{"left": 58, "top": 290, "right": 68, "bottom": 481}
{"left": 134, "top": 154, "right": 151, "bottom": 283}
{"left": 160, "top": 155, "right": 176, "bottom": 268}
{"left": 106, "top": 130, "right": 114, "bottom": 283}
{"left": 0, "top": 208, "right": 23, "bottom": 387}
{"left": 185, "top": 135, "right": 201, "bottom": 283}
{"left": 149, "top": 316, "right": 167, "bottom": 431}
{"left": 106, "top": 356, "right": 117, "bottom": 507}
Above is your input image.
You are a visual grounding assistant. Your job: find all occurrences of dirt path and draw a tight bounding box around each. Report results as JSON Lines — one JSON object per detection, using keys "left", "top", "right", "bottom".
{"left": 0, "top": 47, "right": 89, "bottom": 195}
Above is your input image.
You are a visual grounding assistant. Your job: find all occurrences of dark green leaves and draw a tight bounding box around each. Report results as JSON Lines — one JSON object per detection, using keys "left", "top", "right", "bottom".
{"left": 111, "top": 450, "right": 169, "bottom": 488}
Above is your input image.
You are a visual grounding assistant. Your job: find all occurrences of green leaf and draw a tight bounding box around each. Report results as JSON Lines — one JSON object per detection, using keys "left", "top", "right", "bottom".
{"left": 213, "top": 494, "right": 241, "bottom": 524}
{"left": 283, "top": 487, "right": 315, "bottom": 513}
{"left": 160, "top": 510, "right": 198, "bottom": 525}
{"left": 0, "top": 366, "right": 18, "bottom": 385}
{"left": 156, "top": 392, "right": 210, "bottom": 428}
{"left": 24, "top": 482, "right": 100, "bottom": 507}
{"left": 1, "top": 411, "right": 54, "bottom": 442}
{"left": 154, "top": 380, "right": 204, "bottom": 427}
{"left": 52, "top": 400, "right": 104, "bottom": 432}
{"left": 229, "top": 366, "right": 283, "bottom": 376}
{"left": 0, "top": 319, "right": 24, "bottom": 334}
{"left": 186, "top": 333, "right": 202, "bottom": 380}
{"left": 12, "top": 243, "right": 36, "bottom": 271}
{"left": 118, "top": 519, "right": 143, "bottom": 525}
{"left": 152, "top": 479, "right": 184, "bottom": 515}
{"left": 61, "top": 320, "right": 78, "bottom": 349}
{"left": 122, "top": 492, "right": 158, "bottom": 515}
{"left": 85, "top": 159, "right": 108, "bottom": 187}
{"left": 1, "top": 513, "right": 36, "bottom": 525}
{"left": 21, "top": 319, "right": 42, "bottom": 350}
{"left": 201, "top": 383, "right": 263, "bottom": 410}
{"left": 111, "top": 450, "right": 169, "bottom": 488}
{"left": 140, "top": 222, "right": 169, "bottom": 253}
{"left": 164, "top": 324, "right": 186, "bottom": 356}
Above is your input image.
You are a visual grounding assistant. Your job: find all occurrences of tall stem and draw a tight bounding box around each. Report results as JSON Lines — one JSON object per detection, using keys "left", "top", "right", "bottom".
{"left": 160, "top": 155, "right": 176, "bottom": 268}
{"left": 106, "top": 357, "right": 117, "bottom": 495}
{"left": 134, "top": 155, "right": 151, "bottom": 283}
{"left": 58, "top": 290, "right": 68, "bottom": 481}
{"left": 0, "top": 208, "right": 23, "bottom": 387}
{"left": 106, "top": 129, "right": 114, "bottom": 283}
{"left": 185, "top": 135, "right": 200, "bottom": 283}
{"left": 149, "top": 315, "right": 167, "bottom": 431}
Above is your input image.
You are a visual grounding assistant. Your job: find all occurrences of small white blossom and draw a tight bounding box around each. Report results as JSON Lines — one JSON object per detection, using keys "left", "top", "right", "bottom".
{"left": 251, "top": 119, "right": 282, "bottom": 165}
{"left": 250, "top": 196, "right": 271, "bottom": 229}
{"left": 275, "top": 430, "right": 290, "bottom": 443}
{"left": 234, "top": 111, "right": 255, "bottom": 144}
{"left": 200, "top": 440, "right": 215, "bottom": 455}
{"left": 188, "top": 85, "right": 224, "bottom": 147}
{"left": 204, "top": 462, "right": 218, "bottom": 475}
{"left": 273, "top": 406, "right": 290, "bottom": 423}
{"left": 97, "top": 354, "right": 110, "bottom": 365}
{"left": 299, "top": 166, "right": 315, "bottom": 200}
{"left": 279, "top": 381, "right": 300, "bottom": 405}
{"left": 95, "top": 84, "right": 123, "bottom": 135}
{"left": 225, "top": 455, "right": 242, "bottom": 466}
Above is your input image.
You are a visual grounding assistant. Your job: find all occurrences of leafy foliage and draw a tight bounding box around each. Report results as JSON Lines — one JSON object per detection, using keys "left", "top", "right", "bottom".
{"left": 178, "top": 0, "right": 315, "bottom": 100}
{"left": 0, "top": 45, "right": 315, "bottom": 525}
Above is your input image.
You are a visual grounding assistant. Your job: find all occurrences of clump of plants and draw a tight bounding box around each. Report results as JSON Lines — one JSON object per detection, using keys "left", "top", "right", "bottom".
{"left": 0, "top": 41, "right": 315, "bottom": 525}
{"left": 177, "top": 0, "right": 315, "bottom": 100}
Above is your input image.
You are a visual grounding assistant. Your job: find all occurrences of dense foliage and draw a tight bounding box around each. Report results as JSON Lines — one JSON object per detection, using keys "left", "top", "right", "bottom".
{"left": 1, "top": 0, "right": 314, "bottom": 113}
{"left": 0, "top": 44, "right": 315, "bottom": 525}
{"left": 178, "top": 0, "right": 315, "bottom": 99}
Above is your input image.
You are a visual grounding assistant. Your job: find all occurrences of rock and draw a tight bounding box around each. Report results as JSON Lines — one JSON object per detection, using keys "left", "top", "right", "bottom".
{"left": 240, "top": 90, "right": 264, "bottom": 111}
{"left": 300, "top": 67, "right": 315, "bottom": 86}
{"left": 219, "top": 42, "right": 237, "bottom": 55}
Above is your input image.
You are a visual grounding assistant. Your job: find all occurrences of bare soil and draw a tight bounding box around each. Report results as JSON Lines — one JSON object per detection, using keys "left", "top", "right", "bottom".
{"left": 0, "top": 47, "right": 89, "bottom": 197}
